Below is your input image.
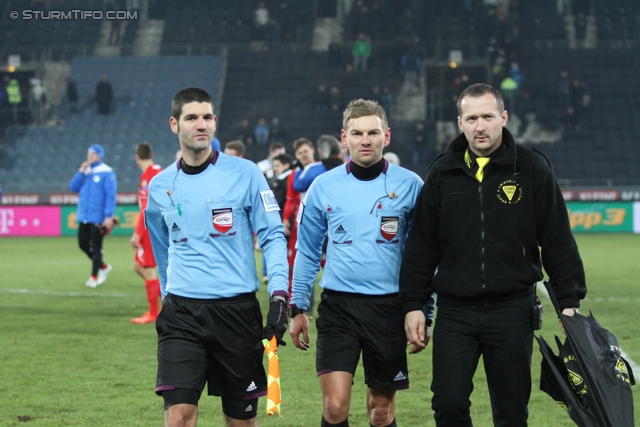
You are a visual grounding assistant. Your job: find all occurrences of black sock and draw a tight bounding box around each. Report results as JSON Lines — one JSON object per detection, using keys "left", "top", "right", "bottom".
{"left": 322, "top": 415, "right": 349, "bottom": 427}
{"left": 370, "top": 418, "right": 397, "bottom": 427}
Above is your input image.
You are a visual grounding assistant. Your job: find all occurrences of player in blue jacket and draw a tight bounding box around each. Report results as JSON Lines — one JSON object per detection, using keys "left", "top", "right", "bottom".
{"left": 69, "top": 144, "right": 117, "bottom": 288}
{"left": 290, "top": 99, "right": 434, "bottom": 427}
{"left": 145, "top": 87, "right": 289, "bottom": 427}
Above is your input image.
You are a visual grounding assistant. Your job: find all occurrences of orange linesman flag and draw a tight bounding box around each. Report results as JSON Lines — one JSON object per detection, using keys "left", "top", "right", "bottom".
{"left": 262, "top": 336, "right": 281, "bottom": 416}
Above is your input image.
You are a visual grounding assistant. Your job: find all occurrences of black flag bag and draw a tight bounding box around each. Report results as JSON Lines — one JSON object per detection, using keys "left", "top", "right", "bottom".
{"left": 537, "top": 281, "right": 636, "bottom": 427}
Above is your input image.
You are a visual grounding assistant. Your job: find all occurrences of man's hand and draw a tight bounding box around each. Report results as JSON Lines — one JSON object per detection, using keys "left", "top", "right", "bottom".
{"left": 290, "top": 313, "right": 310, "bottom": 351}
{"left": 80, "top": 161, "right": 90, "bottom": 173}
{"left": 130, "top": 232, "right": 140, "bottom": 248}
{"left": 559, "top": 307, "right": 579, "bottom": 335}
{"left": 103, "top": 217, "right": 114, "bottom": 231}
{"left": 264, "top": 294, "right": 289, "bottom": 346}
{"left": 405, "top": 310, "right": 428, "bottom": 354}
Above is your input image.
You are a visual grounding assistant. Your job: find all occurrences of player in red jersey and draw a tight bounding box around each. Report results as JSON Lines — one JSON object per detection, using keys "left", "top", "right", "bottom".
{"left": 130, "top": 142, "right": 163, "bottom": 324}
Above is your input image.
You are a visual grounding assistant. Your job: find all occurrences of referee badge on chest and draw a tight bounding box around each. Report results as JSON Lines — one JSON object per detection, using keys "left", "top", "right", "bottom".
{"left": 380, "top": 216, "right": 399, "bottom": 241}
{"left": 212, "top": 208, "right": 233, "bottom": 234}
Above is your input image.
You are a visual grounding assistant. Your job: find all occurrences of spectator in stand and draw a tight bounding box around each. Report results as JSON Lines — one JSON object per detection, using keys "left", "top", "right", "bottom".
{"left": 254, "top": 117, "right": 270, "bottom": 145}
{"left": 65, "top": 78, "right": 79, "bottom": 115}
{"left": 561, "top": 106, "right": 580, "bottom": 134}
{"left": 223, "top": 140, "right": 246, "bottom": 158}
{"left": 508, "top": 62, "right": 524, "bottom": 88}
{"left": 314, "top": 84, "right": 330, "bottom": 112}
{"left": 329, "top": 36, "right": 342, "bottom": 70}
{"left": 29, "top": 78, "right": 46, "bottom": 125}
{"left": 412, "top": 121, "right": 429, "bottom": 165}
{"left": 329, "top": 85, "right": 343, "bottom": 112}
{"left": 576, "top": 93, "right": 592, "bottom": 130}
{"left": 269, "top": 117, "right": 287, "bottom": 144}
{"left": 253, "top": 1, "right": 270, "bottom": 41}
{"left": 96, "top": 75, "right": 113, "bottom": 115}
{"left": 342, "top": 63, "right": 359, "bottom": 86}
{"left": 352, "top": 32, "right": 372, "bottom": 72}
{"left": 570, "top": 78, "right": 586, "bottom": 109}
{"left": 257, "top": 142, "right": 286, "bottom": 180}
{"left": 370, "top": 85, "right": 382, "bottom": 104}
{"left": 380, "top": 86, "right": 396, "bottom": 118}
{"left": 401, "top": 48, "right": 422, "bottom": 90}
{"left": 237, "top": 118, "right": 255, "bottom": 145}
{"left": 130, "top": 142, "right": 163, "bottom": 325}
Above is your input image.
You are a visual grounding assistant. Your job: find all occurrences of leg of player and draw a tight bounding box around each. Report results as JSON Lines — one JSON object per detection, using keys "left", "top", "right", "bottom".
{"left": 366, "top": 388, "right": 397, "bottom": 427}
{"left": 320, "top": 371, "right": 353, "bottom": 426}
{"left": 132, "top": 264, "right": 161, "bottom": 324}
{"left": 164, "top": 403, "right": 197, "bottom": 427}
{"left": 223, "top": 415, "right": 258, "bottom": 426}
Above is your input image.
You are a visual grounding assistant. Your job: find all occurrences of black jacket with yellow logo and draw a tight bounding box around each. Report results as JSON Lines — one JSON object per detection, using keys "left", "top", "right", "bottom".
{"left": 400, "top": 128, "right": 586, "bottom": 312}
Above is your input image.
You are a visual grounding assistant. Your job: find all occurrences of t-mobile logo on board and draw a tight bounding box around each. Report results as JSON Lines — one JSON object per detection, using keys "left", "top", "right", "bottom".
{"left": 0, "top": 209, "right": 15, "bottom": 234}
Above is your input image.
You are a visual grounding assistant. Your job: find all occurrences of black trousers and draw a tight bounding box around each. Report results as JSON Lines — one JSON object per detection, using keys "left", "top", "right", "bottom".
{"left": 431, "top": 295, "right": 534, "bottom": 427}
{"left": 78, "top": 222, "right": 105, "bottom": 276}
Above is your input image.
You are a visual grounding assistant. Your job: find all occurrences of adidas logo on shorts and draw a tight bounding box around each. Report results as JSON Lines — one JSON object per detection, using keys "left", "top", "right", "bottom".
{"left": 171, "top": 222, "right": 180, "bottom": 232}
{"left": 394, "top": 371, "right": 407, "bottom": 381}
{"left": 246, "top": 381, "right": 257, "bottom": 392}
{"left": 245, "top": 404, "right": 253, "bottom": 412}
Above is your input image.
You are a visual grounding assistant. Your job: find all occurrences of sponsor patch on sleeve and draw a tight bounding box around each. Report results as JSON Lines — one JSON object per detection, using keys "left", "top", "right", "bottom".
{"left": 260, "top": 190, "right": 280, "bottom": 213}
{"left": 296, "top": 202, "right": 305, "bottom": 225}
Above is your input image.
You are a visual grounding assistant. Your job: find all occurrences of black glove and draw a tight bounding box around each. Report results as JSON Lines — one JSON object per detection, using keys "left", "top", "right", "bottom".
{"left": 264, "top": 293, "right": 289, "bottom": 346}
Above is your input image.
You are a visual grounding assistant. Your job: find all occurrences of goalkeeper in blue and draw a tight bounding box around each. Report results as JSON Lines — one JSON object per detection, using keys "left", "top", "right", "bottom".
{"left": 289, "top": 99, "right": 435, "bottom": 427}
{"left": 145, "top": 87, "right": 289, "bottom": 427}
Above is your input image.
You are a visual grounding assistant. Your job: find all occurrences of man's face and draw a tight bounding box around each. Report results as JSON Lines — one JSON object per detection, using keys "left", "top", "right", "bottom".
{"left": 458, "top": 93, "right": 507, "bottom": 157}
{"left": 87, "top": 150, "right": 101, "bottom": 164}
{"left": 272, "top": 159, "right": 289, "bottom": 176}
{"left": 295, "top": 144, "right": 315, "bottom": 167}
{"left": 341, "top": 115, "right": 390, "bottom": 167}
{"left": 170, "top": 102, "right": 217, "bottom": 154}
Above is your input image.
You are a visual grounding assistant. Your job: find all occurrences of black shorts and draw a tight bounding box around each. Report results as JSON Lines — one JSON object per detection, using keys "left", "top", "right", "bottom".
{"left": 155, "top": 293, "right": 267, "bottom": 401}
{"left": 315, "top": 289, "right": 409, "bottom": 390}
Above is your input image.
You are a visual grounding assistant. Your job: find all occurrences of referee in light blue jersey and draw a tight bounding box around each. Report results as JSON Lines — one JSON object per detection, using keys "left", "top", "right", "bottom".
{"left": 145, "top": 87, "right": 289, "bottom": 427}
{"left": 290, "top": 99, "right": 435, "bottom": 427}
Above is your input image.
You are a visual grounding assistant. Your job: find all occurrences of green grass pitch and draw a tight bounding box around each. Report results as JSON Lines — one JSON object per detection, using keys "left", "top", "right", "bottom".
{"left": 0, "top": 234, "right": 638, "bottom": 426}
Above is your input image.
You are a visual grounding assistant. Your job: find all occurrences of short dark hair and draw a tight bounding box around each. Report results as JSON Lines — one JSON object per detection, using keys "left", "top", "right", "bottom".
{"left": 135, "top": 141, "right": 153, "bottom": 160}
{"left": 224, "top": 140, "right": 245, "bottom": 157}
{"left": 293, "top": 137, "right": 313, "bottom": 153}
{"left": 273, "top": 153, "right": 292, "bottom": 166}
{"left": 172, "top": 87, "right": 214, "bottom": 120}
{"left": 343, "top": 99, "right": 388, "bottom": 130}
{"left": 456, "top": 83, "right": 504, "bottom": 116}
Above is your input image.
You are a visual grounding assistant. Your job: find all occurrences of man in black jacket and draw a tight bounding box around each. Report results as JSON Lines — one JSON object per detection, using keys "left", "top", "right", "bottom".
{"left": 400, "top": 83, "right": 587, "bottom": 427}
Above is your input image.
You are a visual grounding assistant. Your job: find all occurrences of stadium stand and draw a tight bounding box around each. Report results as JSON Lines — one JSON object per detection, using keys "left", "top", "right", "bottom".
{"left": 0, "top": 0, "right": 639, "bottom": 200}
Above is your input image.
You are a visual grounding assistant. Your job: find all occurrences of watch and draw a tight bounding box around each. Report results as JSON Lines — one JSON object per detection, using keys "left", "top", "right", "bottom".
{"left": 288, "top": 306, "right": 307, "bottom": 317}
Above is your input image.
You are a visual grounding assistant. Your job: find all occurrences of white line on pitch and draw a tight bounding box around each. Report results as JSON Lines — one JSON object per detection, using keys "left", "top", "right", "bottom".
{"left": 1, "top": 288, "right": 144, "bottom": 298}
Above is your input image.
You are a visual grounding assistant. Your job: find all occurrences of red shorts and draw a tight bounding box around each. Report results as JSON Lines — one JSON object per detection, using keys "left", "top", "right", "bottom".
{"left": 135, "top": 232, "right": 157, "bottom": 267}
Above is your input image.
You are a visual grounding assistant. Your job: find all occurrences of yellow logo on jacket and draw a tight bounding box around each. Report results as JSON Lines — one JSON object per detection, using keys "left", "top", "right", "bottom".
{"left": 497, "top": 180, "right": 522, "bottom": 204}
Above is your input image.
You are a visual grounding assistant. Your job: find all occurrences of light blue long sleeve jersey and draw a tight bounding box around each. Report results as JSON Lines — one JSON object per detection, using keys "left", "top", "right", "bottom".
{"left": 145, "top": 152, "right": 289, "bottom": 299}
{"left": 291, "top": 161, "right": 423, "bottom": 310}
